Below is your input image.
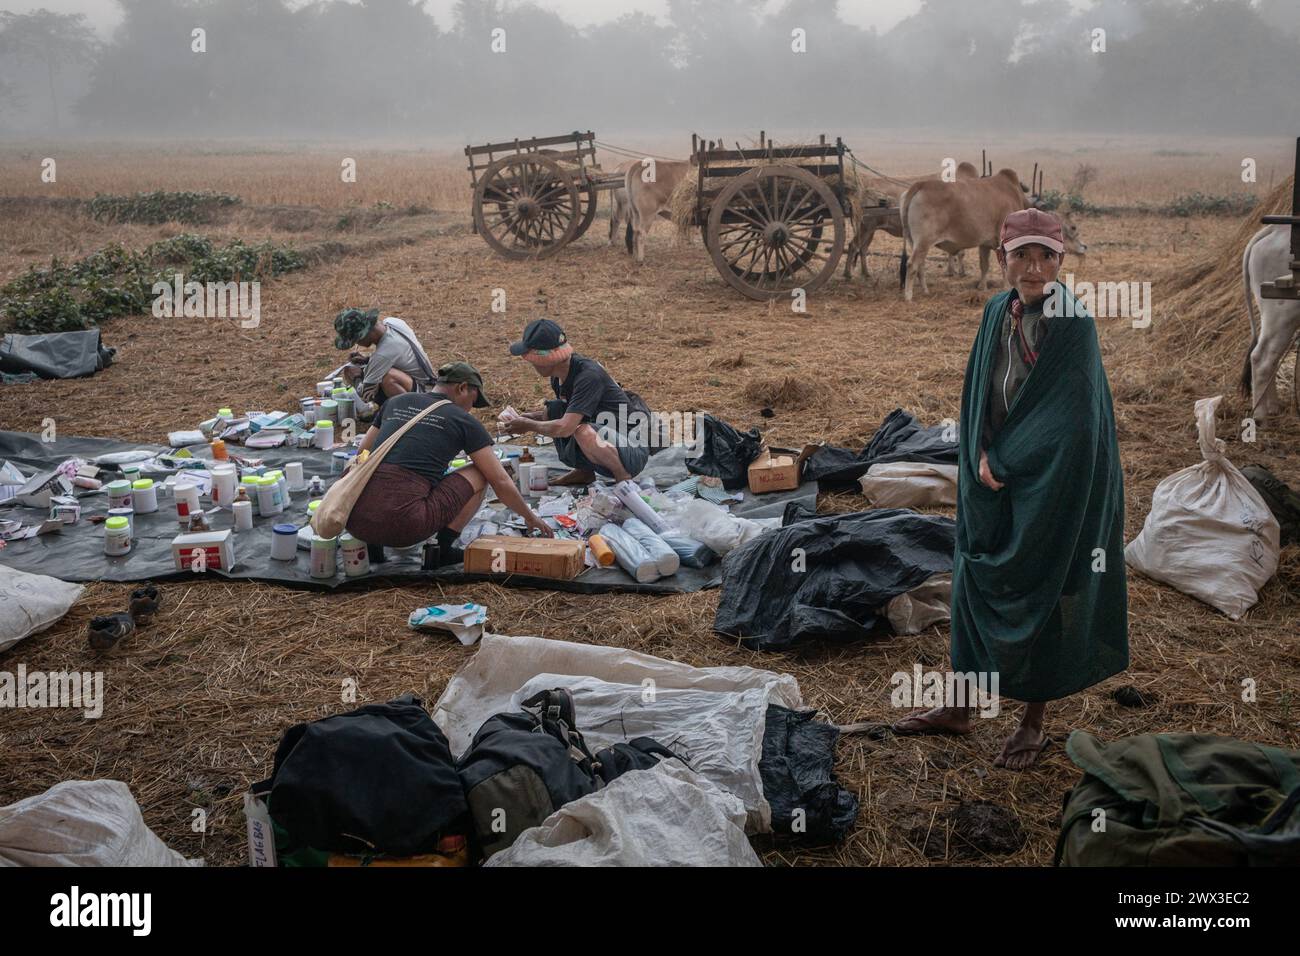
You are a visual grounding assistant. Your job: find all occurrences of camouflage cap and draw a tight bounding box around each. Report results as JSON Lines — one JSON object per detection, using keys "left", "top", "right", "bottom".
{"left": 437, "top": 361, "right": 491, "bottom": 408}
{"left": 333, "top": 308, "right": 380, "bottom": 350}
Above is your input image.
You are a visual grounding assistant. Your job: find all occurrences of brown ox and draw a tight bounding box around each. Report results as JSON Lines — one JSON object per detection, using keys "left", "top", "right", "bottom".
{"left": 843, "top": 161, "right": 979, "bottom": 282}
{"left": 900, "top": 168, "right": 1033, "bottom": 301}
{"left": 624, "top": 157, "right": 695, "bottom": 262}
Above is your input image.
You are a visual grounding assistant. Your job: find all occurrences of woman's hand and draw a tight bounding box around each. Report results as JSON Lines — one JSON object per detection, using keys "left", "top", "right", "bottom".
{"left": 525, "top": 514, "right": 554, "bottom": 538}
{"left": 979, "top": 448, "right": 1005, "bottom": 491}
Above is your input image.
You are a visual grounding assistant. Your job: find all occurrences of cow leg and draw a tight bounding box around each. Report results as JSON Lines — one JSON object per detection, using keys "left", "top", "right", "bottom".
{"left": 1250, "top": 303, "right": 1296, "bottom": 417}
{"left": 956, "top": 252, "right": 967, "bottom": 277}
{"left": 946, "top": 254, "right": 958, "bottom": 277}
{"left": 978, "top": 247, "right": 992, "bottom": 290}
{"left": 905, "top": 240, "right": 932, "bottom": 301}
{"left": 608, "top": 190, "right": 626, "bottom": 245}
{"left": 630, "top": 203, "right": 646, "bottom": 264}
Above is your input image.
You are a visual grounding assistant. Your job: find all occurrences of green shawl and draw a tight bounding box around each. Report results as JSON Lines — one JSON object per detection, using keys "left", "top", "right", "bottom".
{"left": 951, "top": 287, "right": 1128, "bottom": 702}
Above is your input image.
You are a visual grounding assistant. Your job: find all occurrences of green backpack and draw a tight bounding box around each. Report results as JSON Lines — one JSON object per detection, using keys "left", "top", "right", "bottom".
{"left": 1055, "top": 731, "right": 1300, "bottom": 866}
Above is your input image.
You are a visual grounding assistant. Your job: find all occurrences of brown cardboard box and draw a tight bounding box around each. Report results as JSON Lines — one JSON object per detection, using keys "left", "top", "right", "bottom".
{"left": 464, "top": 535, "right": 585, "bottom": 580}
{"left": 747, "top": 443, "right": 820, "bottom": 494}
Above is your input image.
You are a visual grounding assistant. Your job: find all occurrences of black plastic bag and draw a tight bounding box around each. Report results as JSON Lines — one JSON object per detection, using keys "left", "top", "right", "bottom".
{"left": 254, "top": 694, "right": 468, "bottom": 857}
{"left": 713, "top": 503, "right": 955, "bottom": 650}
{"left": 804, "top": 408, "right": 957, "bottom": 487}
{"left": 760, "top": 706, "right": 859, "bottom": 844}
{"left": 686, "top": 414, "right": 763, "bottom": 490}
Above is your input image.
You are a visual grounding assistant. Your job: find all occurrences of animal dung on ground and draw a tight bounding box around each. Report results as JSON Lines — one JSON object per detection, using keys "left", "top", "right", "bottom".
{"left": 913, "top": 800, "right": 1027, "bottom": 861}
{"left": 1112, "top": 685, "right": 1158, "bottom": 708}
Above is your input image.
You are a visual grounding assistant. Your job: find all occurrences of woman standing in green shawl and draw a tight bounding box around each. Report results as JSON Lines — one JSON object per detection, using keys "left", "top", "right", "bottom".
{"left": 893, "top": 209, "right": 1128, "bottom": 770}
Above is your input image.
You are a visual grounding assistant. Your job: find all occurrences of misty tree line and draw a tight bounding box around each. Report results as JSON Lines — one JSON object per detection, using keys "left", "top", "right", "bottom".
{"left": 1, "top": 0, "right": 1298, "bottom": 138}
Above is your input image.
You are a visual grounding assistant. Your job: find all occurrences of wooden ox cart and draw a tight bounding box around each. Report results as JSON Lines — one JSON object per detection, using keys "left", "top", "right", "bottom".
{"left": 465, "top": 130, "right": 625, "bottom": 260}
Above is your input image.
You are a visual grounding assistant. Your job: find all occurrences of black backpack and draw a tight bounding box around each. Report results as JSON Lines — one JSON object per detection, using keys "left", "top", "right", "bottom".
{"left": 254, "top": 694, "right": 469, "bottom": 860}
{"left": 457, "top": 688, "right": 680, "bottom": 858}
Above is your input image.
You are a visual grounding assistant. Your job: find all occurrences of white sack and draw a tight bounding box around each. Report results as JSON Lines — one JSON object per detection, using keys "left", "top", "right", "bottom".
{"left": 0, "top": 565, "right": 84, "bottom": 653}
{"left": 1125, "top": 396, "right": 1280, "bottom": 620}
{"left": 509, "top": 673, "right": 774, "bottom": 828}
{"left": 859, "top": 461, "right": 959, "bottom": 508}
{"left": 486, "top": 759, "right": 760, "bottom": 867}
{"left": 621, "top": 516, "right": 680, "bottom": 576}
{"left": 674, "top": 498, "right": 767, "bottom": 556}
{"left": 433, "top": 634, "right": 803, "bottom": 832}
{"left": 0, "top": 780, "right": 201, "bottom": 867}
{"left": 886, "top": 573, "right": 952, "bottom": 634}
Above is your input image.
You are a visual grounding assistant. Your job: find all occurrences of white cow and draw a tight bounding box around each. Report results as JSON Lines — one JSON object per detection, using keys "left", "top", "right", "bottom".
{"left": 1241, "top": 223, "right": 1300, "bottom": 417}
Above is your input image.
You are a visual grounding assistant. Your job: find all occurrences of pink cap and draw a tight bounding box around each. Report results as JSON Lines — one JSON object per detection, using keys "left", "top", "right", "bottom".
{"left": 1000, "top": 207, "right": 1064, "bottom": 254}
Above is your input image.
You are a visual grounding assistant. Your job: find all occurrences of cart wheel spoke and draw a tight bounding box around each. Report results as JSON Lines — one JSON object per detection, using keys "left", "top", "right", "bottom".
{"left": 706, "top": 164, "right": 845, "bottom": 300}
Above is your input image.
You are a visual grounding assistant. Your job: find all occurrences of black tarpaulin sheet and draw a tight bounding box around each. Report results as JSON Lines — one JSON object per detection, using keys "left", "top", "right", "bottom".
{"left": 713, "top": 503, "right": 956, "bottom": 650}
{"left": 0, "top": 431, "right": 817, "bottom": 594}
{"left": 803, "top": 408, "right": 958, "bottom": 488}
{"left": 759, "top": 705, "right": 859, "bottom": 844}
{"left": 0, "top": 330, "right": 114, "bottom": 379}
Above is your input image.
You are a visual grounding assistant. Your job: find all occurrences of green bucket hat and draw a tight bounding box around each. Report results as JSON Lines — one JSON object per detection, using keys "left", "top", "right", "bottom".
{"left": 437, "top": 361, "right": 491, "bottom": 408}
{"left": 334, "top": 308, "right": 380, "bottom": 350}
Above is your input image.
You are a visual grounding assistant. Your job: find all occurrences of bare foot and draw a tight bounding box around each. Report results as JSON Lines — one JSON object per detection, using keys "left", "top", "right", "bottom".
{"left": 993, "top": 724, "right": 1049, "bottom": 771}
{"left": 551, "top": 468, "right": 596, "bottom": 486}
{"left": 891, "top": 706, "right": 973, "bottom": 736}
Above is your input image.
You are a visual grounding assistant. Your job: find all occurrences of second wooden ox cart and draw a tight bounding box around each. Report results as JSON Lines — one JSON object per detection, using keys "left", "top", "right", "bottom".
{"left": 690, "top": 133, "right": 856, "bottom": 300}
{"left": 465, "top": 130, "right": 624, "bottom": 260}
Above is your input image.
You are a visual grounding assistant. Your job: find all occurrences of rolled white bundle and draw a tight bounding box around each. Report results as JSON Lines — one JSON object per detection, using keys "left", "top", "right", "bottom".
{"left": 621, "top": 517, "right": 680, "bottom": 576}
{"left": 598, "top": 521, "right": 660, "bottom": 583}
{"left": 614, "top": 479, "right": 668, "bottom": 533}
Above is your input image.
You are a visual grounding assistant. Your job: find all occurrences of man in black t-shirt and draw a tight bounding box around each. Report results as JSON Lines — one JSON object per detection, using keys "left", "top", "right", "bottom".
{"left": 502, "top": 319, "right": 651, "bottom": 486}
{"left": 347, "top": 362, "right": 551, "bottom": 562}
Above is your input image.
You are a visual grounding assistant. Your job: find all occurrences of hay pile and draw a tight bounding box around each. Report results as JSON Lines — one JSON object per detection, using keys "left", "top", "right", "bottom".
{"left": 1152, "top": 176, "right": 1296, "bottom": 402}
{"left": 1161, "top": 176, "right": 1293, "bottom": 348}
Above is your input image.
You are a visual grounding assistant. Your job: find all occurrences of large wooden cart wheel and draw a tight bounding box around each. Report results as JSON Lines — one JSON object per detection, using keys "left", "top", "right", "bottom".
{"left": 571, "top": 184, "right": 599, "bottom": 242}
{"left": 473, "top": 154, "right": 582, "bottom": 259}
{"left": 706, "top": 165, "right": 844, "bottom": 300}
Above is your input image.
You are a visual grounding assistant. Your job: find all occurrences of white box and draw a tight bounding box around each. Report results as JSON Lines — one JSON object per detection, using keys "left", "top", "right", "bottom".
{"left": 172, "top": 528, "right": 235, "bottom": 572}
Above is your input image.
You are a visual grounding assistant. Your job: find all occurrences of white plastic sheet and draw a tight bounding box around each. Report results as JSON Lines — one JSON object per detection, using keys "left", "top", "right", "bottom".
{"left": 886, "top": 573, "right": 952, "bottom": 634}
{"left": 859, "top": 461, "right": 959, "bottom": 508}
{"left": 486, "top": 759, "right": 761, "bottom": 867}
{"left": 1125, "top": 396, "right": 1281, "bottom": 620}
{"left": 433, "top": 633, "right": 803, "bottom": 832}
{"left": 0, "top": 780, "right": 201, "bottom": 867}
{"left": 0, "top": 564, "right": 84, "bottom": 653}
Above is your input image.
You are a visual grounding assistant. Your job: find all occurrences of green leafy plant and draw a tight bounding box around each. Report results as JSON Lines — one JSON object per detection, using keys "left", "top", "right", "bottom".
{"left": 86, "top": 190, "right": 241, "bottom": 225}
{"left": 0, "top": 233, "right": 304, "bottom": 333}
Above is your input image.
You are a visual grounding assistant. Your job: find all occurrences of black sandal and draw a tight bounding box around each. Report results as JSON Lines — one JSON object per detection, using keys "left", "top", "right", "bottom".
{"left": 129, "top": 585, "right": 162, "bottom": 618}
{"left": 88, "top": 613, "right": 136, "bottom": 651}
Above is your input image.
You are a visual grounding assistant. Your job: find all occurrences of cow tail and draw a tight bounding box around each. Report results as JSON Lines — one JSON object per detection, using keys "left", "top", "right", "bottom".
{"left": 1239, "top": 228, "right": 1264, "bottom": 400}
{"left": 898, "top": 192, "right": 912, "bottom": 290}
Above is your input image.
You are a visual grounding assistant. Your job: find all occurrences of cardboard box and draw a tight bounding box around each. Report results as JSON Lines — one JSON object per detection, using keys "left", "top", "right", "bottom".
{"left": 747, "top": 443, "right": 819, "bottom": 494}
{"left": 172, "top": 528, "right": 235, "bottom": 572}
{"left": 464, "top": 535, "right": 585, "bottom": 580}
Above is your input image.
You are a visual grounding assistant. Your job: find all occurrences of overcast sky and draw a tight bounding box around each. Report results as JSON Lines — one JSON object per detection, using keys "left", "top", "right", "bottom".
{"left": 2, "top": 0, "right": 1099, "bottom": 36}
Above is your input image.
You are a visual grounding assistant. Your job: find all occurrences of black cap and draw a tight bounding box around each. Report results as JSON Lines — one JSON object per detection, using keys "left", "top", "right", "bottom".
{"left": 509, "top": 318, "right": 566, "bottom": 356}
{"left": 436, "top": 361, "right": 491, "bottom": 408}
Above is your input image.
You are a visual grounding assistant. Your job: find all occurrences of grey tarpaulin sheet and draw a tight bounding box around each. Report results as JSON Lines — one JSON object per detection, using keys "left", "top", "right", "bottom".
{"left": 0, "top": 330, "right": 114, "bottom": 379}
{"left": 0, "top": 431, "right": 817, "bottom": 594}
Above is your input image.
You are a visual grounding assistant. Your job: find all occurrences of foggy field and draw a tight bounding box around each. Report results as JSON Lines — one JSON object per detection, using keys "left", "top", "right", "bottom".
{"left": 1, "top": 136, "right": 1296, "bottom": 867}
